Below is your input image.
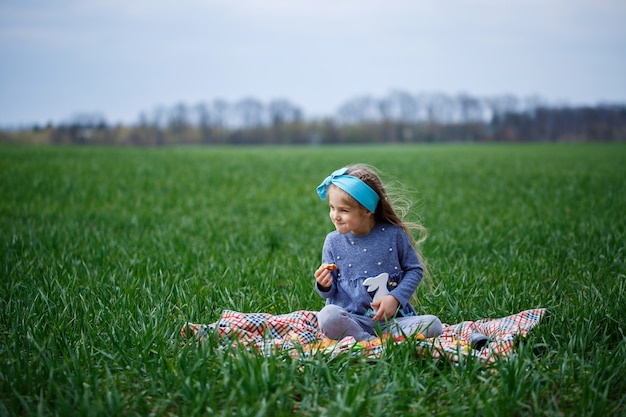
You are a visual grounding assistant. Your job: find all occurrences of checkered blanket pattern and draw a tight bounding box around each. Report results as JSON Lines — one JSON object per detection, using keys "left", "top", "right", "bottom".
{"left": 181, "top": 308, "right": 547, "bottom": 363}
{"left": 427, "top": 308, "right": 547, "bottom": 363}
{"left": 181, "top": 310, "right": 321, "bottom": 355}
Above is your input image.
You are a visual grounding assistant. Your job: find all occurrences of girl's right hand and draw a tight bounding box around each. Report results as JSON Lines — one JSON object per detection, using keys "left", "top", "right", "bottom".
{"left": 314, "top": 264, "right": 333, "bottom": 290}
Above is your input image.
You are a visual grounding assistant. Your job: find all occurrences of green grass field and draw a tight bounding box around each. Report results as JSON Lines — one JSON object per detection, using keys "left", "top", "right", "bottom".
{"left": 1, "top": 143, "right": 625, "bottom": 416}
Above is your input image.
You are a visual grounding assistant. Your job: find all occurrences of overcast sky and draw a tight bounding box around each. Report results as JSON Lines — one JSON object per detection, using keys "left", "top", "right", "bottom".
{"left": 1, "top": 0, "right": 625, "bottom": 126}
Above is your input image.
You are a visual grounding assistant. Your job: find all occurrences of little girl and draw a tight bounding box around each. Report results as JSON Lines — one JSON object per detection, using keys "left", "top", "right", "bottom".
{"left": 314, "top": 164, "right": 442, "bottom": 341}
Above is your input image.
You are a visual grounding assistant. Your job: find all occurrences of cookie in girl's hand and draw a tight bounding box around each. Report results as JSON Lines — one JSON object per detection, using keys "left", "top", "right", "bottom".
{"left": 323, "top": 263, "right": 338, "bottom": 270}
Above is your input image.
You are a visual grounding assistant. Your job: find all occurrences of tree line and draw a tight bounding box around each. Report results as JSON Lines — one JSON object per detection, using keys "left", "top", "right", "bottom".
{"left": 2, "top": 91, "right": 625, "bottom": 145}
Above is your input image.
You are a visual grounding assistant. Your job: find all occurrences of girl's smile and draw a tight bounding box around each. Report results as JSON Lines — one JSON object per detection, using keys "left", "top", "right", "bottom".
{"left": 327, "top": 187, "right": 375, "bottom": 236}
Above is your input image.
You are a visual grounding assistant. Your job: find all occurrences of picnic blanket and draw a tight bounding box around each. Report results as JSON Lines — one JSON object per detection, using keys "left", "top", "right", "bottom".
{"left": 181, "top": 308, "right": 547, "bottom": 363}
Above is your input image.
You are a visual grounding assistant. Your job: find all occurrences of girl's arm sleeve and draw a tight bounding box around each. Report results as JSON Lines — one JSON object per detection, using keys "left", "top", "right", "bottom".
{"left": 315, "top": 280, "right": 335, "bottom": 297}
{"left": 389, "top": 231, "right": 423, "bottom": 307}
{"left": 315, "top": 235, "right": 337, "bottom": 298}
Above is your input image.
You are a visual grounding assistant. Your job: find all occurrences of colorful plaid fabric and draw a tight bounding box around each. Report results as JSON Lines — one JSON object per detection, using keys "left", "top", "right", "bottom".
{"left": 181, "top": 310, "right": 322, "bottom": 355}
{"left": 181, "top": 308, "right": 547, "bottom": 363}
{"left": 427, "top": 308, "right": 547, "bottom": 363}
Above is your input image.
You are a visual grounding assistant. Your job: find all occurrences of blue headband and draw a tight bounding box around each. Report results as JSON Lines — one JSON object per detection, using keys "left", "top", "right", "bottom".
{"left": 316, "top": 167, "right": 380, "bottom": 213}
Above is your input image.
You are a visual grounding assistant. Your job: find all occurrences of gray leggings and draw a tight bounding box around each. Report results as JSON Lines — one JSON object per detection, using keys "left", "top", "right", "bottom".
{"left": 317, "top": 304, "right": 443, "bottom": 341}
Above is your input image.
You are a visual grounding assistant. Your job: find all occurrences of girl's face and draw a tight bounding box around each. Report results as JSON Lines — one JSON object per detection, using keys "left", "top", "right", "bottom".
{"left": 327, "top": 186, "right": 375, "bottom": 236}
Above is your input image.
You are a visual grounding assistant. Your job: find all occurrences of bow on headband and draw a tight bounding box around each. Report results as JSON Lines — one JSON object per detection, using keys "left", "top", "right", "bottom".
{"left": 316, "top": 167, "right": 380, "bottom": 213}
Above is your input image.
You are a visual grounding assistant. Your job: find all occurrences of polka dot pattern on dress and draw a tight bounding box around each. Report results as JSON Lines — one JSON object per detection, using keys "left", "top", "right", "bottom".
{"left": 328, "top": 227, "right": 409, "bottom": 283}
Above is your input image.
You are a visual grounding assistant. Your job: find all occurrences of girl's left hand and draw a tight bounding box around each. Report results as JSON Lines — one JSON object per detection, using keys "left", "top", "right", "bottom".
{"left": 371, "top": 295, "right": 400, "bottom": 321}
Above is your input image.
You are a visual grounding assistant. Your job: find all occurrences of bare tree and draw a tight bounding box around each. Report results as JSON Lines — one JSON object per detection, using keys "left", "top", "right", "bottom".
{"left": 337, "top": 95, "right": 380, "bottom": 124}
{"left": 270, "top": 99, "right": 302, "bottom": 123}
{"left": 167, "top": 103, "right": 191, "bottom": 143}
{"left": 235, "top": 98, "right": 265, "bottom": 128}
{"left": 457, "top": 93, "right": 485, "bottom": 123}
{"left": 195, "top": 103, "right": 212, "bottom": 142}
{"left": 388, "top": 90, "right": 418, "bottom": 122}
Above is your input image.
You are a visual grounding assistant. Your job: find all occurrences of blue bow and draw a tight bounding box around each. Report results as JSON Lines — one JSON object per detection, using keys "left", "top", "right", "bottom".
{"left": 316, "top": 167, "right": 349, "bottom": 201}
{"left": 316, "top": 167, "right": 380, "bottom": 213}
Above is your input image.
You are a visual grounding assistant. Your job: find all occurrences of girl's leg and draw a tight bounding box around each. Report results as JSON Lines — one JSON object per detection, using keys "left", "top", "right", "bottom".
{"left": 385, "top": 314, "right": 443, "bottom": 338}
{"left": 317, "top": 305, "right": 374, "bottom": 340}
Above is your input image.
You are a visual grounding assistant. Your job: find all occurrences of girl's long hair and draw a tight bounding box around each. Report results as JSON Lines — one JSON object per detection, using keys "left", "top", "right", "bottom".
{"left": 346, "top": 164, "right": 432, "bottom": 290}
